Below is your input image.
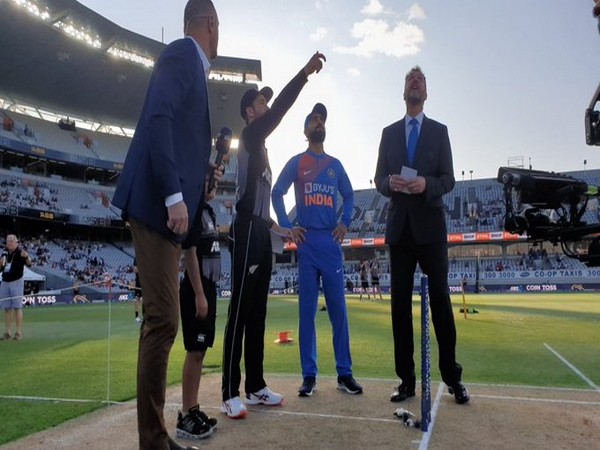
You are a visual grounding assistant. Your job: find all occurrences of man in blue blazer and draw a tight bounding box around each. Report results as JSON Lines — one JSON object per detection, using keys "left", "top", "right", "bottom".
{"left": 374, "top": 66, "right": 469, "bottom": 406}
{"left": 112, "top": 1, "right": 220, "bottom": 448}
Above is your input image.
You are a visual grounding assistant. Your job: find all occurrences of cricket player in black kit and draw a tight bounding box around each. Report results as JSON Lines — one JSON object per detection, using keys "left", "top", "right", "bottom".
{"left": 221, "top": 52, "right": 326, "bottom": 419}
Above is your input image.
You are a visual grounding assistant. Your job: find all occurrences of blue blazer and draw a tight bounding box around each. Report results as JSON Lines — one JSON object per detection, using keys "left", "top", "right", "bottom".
{"left": 112, "top": 38, "right": 212, "bottom": 242}
{"left": 374, "top": 115, "right": 455, "bottom": 246}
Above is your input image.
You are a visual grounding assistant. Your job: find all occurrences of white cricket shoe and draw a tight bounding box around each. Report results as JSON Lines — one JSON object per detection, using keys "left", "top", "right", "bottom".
{"left": 220, "top": 396, "right": 247, "bottom": 419}
{"left": 245, "top": 386, "right": 284, "bottom": 406}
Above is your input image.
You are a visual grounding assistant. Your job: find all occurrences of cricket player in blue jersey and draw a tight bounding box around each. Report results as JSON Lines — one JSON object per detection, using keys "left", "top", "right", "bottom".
{"left": 272, "top": 103, "right": 363, "bottom": 397}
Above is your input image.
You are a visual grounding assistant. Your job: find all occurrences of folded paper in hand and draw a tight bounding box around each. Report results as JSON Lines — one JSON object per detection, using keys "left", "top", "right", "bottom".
{"left": 400, "top": 166, "right": 417, "bottom": 194}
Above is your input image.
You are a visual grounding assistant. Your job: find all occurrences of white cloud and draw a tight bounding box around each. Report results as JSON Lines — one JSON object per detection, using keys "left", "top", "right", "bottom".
{"left": 333, "top": 18, "right": 424, "bottom": 58}
{"left": 309, "top": 27, "right": 328, "bottom": 42}
{"left": 347, "top": 67, "right": 361, "bottom": 77}
{"left": 361, "top": 0, "right": 383, "bottom": 16}
{"left": 408, "top": 3, "right": 426, "bottom": 21}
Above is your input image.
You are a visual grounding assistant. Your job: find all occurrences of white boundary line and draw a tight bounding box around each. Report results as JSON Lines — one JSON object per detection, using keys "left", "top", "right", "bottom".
{"left": 544, "top": 343, "right": 600, "bottom": 393}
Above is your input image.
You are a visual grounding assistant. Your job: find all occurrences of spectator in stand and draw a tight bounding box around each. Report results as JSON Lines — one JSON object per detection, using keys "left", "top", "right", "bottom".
{"left": 0, "top": 234, "right": 32, "bottom": 341}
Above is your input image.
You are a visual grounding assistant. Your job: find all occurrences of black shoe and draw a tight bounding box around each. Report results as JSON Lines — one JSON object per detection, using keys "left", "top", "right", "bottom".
{"left": 176, "top": 407, "right": 213, "bottom": 440}
{"left": 189, "top": 404, "right": 217, "bottom": 429}
{"left": 337, "top": 375, "right": 363, "bottom": 394}
{"left": 390, "top": 382, "right": 416, "bottom": 402}
{"left": 448, "top": 382, "right": 470, "bottom": 404}
{"left": 298, "top": 376, "right": 316, "bottom": 397}
{"left": 168, "top": 437, "right": 200, "bottom": 450}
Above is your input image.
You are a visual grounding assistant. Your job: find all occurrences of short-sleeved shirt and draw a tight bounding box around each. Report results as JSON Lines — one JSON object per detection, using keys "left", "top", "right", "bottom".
{"left": 2, "top": 247, "right": 27, "bottom": 282}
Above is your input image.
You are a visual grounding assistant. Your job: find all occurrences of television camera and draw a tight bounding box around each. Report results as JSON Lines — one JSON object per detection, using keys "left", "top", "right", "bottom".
{"left": 498, "top": 166, "right": 600, "bottom": 267}
{"left": 585, "top": 83, "right": 600, "bottom": 146}
{"left": 500, "top": 12, "right": 600, "bottom": 266}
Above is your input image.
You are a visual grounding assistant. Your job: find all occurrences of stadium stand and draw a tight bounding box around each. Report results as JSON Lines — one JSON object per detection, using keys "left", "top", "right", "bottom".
{"left": 1, "top": 160, "right": 599, "bottom": 294}
{"left": 1, "top": 109, "right": 132, "bottom": 163}
{"left": 0, "top": 168, "right": 119, "bottom": 220}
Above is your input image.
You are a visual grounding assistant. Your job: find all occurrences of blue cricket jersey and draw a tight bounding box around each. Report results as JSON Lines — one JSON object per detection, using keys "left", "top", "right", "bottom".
{"left": 272, "top": 150, "right": 354, "bottom": 230}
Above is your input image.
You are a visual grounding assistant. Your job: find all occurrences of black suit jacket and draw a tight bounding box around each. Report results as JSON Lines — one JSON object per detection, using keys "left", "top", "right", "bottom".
{"left": 374, "top": 115, "right": 455, "bottom": 246}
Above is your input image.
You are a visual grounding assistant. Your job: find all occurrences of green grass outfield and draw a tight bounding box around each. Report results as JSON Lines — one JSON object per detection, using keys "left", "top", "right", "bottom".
{"left": 0, "top": 293, "right": 599, "bottom": 444}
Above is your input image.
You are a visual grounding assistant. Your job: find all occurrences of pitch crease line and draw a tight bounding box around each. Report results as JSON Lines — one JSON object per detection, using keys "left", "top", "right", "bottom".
{"left": 0, "top": 394, "right": 129, "bottom": 405}
{"left": 418, "top": 382, "right": 445, "bottom": 450}
{"left": 474, "top": 394, "right": 600, "bottom": 406}
{"left": 240, "top": 408, "right": 399, "bottom": 423}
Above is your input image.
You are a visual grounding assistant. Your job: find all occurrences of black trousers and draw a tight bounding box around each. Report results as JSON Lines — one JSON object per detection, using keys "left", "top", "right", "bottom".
{"left": 222, "top": 215, "right": 272, "bottom": 401}
{"left": 389, "top": 231, "right": 462, "bottom": 386}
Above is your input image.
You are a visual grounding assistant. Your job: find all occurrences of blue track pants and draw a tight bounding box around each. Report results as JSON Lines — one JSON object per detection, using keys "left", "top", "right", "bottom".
{"left": 297, "top": 230, "right": 353, "bottom": 378}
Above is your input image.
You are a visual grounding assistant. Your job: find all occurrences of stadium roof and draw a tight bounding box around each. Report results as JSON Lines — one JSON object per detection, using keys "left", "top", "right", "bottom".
{"left": 0, "top": 0, "right": 261, "bottom": 129}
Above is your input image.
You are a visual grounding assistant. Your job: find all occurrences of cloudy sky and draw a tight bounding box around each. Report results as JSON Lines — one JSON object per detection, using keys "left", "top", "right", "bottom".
{"left": 80, "top": 0, "right": 600, "bottom": 200}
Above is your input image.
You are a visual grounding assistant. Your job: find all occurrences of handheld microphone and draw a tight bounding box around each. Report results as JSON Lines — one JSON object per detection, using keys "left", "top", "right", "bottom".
{"left": 208, "top": 127, "right": 232, "bottom": 192}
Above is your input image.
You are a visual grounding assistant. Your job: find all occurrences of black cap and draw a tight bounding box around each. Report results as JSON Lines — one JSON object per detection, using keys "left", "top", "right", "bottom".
{"left": 240, "top": 86, "right": 273, "bottom": 120}
{"left": 304, "top": 103, "right": 327, "bottom": 129}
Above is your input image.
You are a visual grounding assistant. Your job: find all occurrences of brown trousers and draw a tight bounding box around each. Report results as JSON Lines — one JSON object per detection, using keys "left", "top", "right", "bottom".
{"left": 130, "top": 219, "right": 181, "bottom": 450}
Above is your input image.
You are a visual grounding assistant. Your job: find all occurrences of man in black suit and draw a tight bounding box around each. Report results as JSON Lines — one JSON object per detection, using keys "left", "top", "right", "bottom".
{"left": 374, "top": 66, "right": 469, "bottom": 405}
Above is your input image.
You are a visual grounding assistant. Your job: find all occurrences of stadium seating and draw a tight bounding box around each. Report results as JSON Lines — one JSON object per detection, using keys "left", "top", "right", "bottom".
{"left": 3, "top": 132, "right": 599, "bottom": 293}
{"left": 1, "top": 109, "right": 130, "bottom": 163}
{"left": 0, "top": 168, "right": 120, "bottom": 221}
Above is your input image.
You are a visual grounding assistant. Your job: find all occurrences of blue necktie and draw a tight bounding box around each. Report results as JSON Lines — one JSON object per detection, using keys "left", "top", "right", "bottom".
{"left": 406, "top": 118, "right": 419, "bottom": 166}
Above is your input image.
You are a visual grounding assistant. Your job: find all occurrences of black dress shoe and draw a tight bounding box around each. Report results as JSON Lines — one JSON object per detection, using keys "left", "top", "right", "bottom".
{"left": 448, "top": 382, "right": 470, "bottom": 404}
{"left": 168, "top": 436, "right": 200, "bottom": 450}
{"left": 390, "top": 383, "right": 416, "bottom": 402}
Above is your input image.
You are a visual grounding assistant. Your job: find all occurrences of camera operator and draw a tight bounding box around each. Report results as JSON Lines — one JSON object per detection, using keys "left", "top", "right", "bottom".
{"left": 0, "top": 234, "right": 32, "bottom": 341}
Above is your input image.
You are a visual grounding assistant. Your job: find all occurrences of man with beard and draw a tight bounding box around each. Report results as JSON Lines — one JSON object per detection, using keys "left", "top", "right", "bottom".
{"left": 374, "top": 66, "right": 469, "bottom": 405}
{"left": 272, "top": 103, "right": 362, "bottom": 398}
{"left": 221, "top": 52, "right": 326, "bottom": 419}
